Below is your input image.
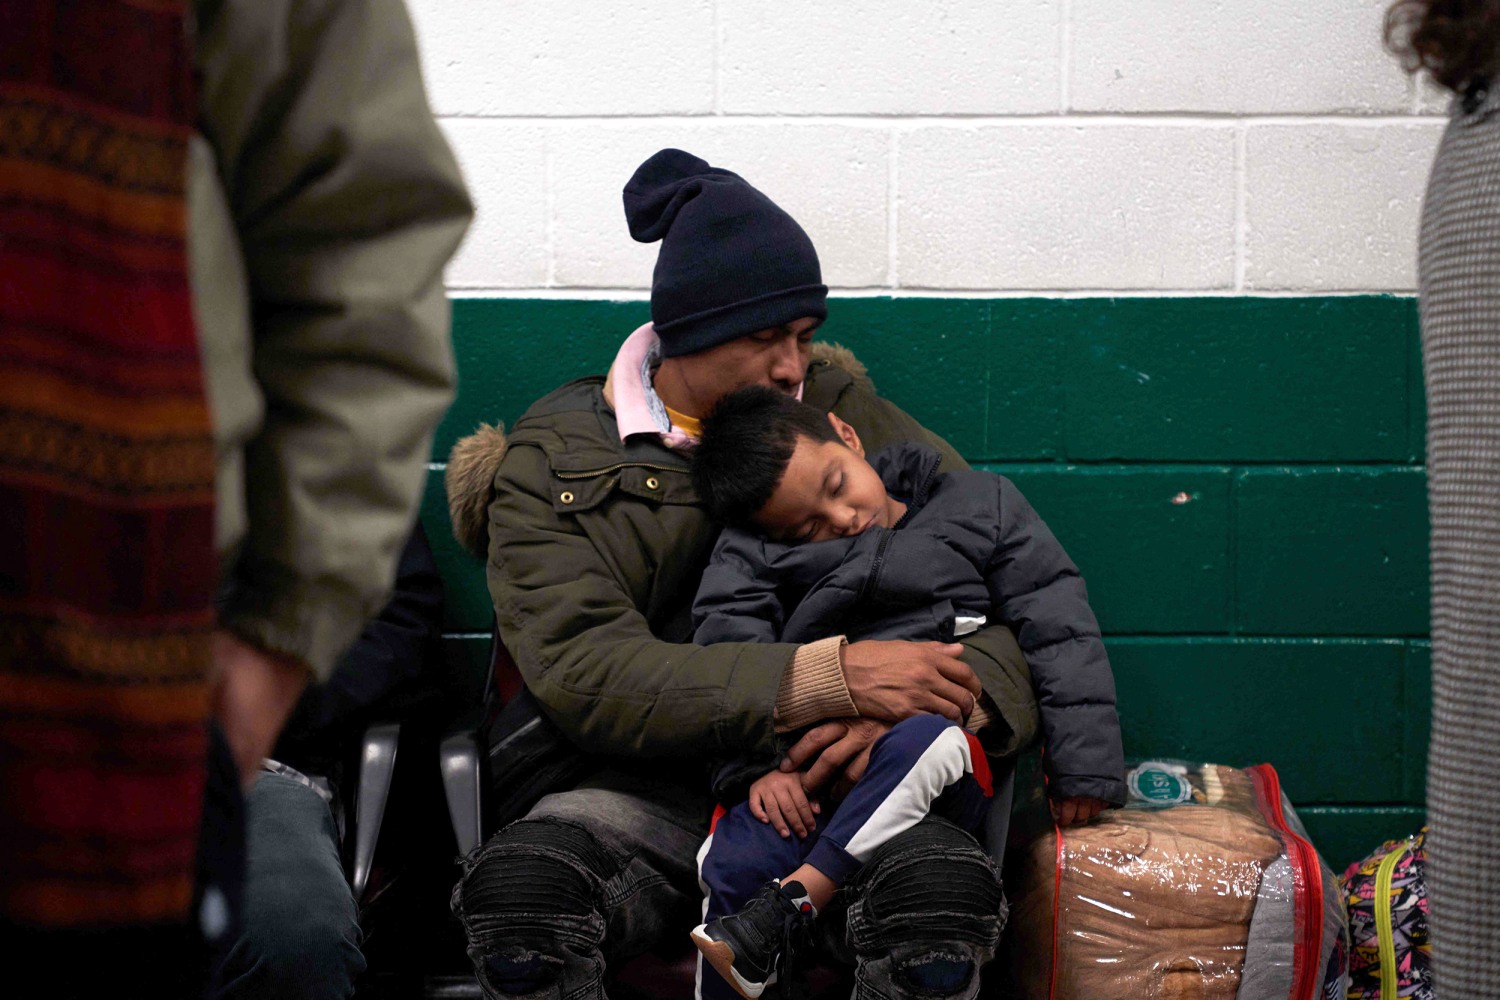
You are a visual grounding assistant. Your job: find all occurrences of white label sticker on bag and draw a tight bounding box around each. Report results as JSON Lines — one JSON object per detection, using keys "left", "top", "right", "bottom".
{"left": 1127, "top": 760, "right": 1194, "bottom": 806}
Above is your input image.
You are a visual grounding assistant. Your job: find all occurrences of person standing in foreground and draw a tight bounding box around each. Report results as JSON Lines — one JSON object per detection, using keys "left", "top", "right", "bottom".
{"left": 211, "top": 526, "right": 448, "bottom": 1000}
{"left": 1388, "top": 2, "right": 1500, "bottom": 997}
{"left": 0, "top": 0, "right": 472, "bottom": 991}
{"left": 446, "top": 147, "right": 1038, "bottom": 999}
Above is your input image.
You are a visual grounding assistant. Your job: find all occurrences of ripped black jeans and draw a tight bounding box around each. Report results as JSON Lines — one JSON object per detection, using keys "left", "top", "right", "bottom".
{"left": 452, "top": 766, "right": 1007, "bottom": 1000}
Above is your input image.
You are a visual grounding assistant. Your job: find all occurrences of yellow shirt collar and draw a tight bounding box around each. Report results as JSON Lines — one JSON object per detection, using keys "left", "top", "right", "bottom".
{"left": 663, "top": 403, "right": 703, "bottom": 440}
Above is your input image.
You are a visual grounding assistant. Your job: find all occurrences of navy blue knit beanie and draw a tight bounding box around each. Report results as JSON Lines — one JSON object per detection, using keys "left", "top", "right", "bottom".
{"left": 623, "top": 149, "right": 828, "bottom": 358}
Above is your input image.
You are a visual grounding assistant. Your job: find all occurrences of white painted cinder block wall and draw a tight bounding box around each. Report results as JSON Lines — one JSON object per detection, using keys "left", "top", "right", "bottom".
{"left": 406, "top": 0, "right": 1447, "bottom": 297}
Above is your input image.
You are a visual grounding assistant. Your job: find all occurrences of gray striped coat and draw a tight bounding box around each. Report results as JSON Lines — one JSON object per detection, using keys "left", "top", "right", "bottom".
{"left": 1419, "top": 79, "right": 1500, "bottom": 1000}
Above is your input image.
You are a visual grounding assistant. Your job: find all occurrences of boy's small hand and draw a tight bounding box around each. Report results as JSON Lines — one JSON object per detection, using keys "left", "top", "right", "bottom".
{"left": 1050, "top": 796, "right": 1106, "bottom": 826}
{"left": 748, "top": 770, "right": 821, "bottom": 839}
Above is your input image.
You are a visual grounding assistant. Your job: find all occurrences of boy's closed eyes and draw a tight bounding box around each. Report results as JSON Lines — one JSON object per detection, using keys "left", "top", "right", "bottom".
{"left": 754, "top": 412, "right": 907, "bottom": 545}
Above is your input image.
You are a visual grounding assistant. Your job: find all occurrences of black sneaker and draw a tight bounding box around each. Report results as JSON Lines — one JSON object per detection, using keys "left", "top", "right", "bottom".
{"left": 691, "top": 879, "right": 815, "bottom": 999}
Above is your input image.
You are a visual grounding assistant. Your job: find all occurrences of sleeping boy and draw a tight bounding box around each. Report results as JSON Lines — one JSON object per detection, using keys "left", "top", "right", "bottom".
{"left": 687, "top": 385, "right": 1125, "bottom": 1000}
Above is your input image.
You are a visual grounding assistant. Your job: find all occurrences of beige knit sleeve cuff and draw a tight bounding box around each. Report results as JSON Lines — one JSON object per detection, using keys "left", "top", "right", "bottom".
{"left": 966, "top": 694, "right": 996, "bottom": 734}
{"left": 774, "top": 635, "right": 855, "bottom": 732}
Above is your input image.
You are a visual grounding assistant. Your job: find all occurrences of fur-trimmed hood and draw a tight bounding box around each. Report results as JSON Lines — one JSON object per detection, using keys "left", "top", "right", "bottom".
{"left": 445, "top": 341, "right": 875, "bottom": 559}
{"left": 445, "top": 420, "right": 510, "bottom": 559}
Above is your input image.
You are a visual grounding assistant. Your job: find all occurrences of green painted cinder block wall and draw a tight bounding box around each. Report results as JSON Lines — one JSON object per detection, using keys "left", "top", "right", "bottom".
{"left": 422, "top": 295, "right": 1428, "bottom": 871}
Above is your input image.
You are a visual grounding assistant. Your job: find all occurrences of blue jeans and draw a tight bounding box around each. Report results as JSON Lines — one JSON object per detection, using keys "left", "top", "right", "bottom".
{"left": 211, "top": 772, "right": 365, "bottom": 1000}
{"left": 453, "top": 764, "right": 1007, "bottom": 1000}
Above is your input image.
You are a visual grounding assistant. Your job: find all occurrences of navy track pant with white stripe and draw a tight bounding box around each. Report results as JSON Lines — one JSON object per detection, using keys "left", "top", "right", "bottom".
{"left": 695, "top": 713, "right": 993, "bottom": 1000}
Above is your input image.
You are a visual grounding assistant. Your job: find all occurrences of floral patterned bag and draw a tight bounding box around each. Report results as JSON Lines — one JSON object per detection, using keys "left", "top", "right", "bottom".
{"left": 1340, "top": 827, "right": 1431, "bottom": 1000}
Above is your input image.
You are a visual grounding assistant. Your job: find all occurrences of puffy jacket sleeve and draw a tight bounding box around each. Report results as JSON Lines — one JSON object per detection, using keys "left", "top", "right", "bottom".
{"left": 198, "top": 0, "right": 473, "bottom": 679}
{"left": 693, "top": 529, "right": 785, "bottom": 645}
{"left": 488, "top": 444, "right": 799, "bottom": 759}
{"left": 983, "top": 475, "right": 1126, "bottom": 804}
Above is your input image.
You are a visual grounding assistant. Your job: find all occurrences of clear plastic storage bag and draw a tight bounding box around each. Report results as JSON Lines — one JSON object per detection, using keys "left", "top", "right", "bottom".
{"left": 1000, "top": 760, "right": 1349, "bottom": 1000}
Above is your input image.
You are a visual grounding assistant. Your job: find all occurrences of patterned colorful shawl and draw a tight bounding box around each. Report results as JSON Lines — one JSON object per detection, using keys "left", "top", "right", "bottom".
{"left": 0, "top": 0, "right": 218, "bottom": 926}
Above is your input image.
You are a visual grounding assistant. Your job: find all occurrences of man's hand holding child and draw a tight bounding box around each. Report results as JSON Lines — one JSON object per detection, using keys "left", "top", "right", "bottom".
{"left": 778, "top": 716, "right": 892, "bottom": 802}
{"left": 748, "top": 769, "right": 822, "bottom": 839}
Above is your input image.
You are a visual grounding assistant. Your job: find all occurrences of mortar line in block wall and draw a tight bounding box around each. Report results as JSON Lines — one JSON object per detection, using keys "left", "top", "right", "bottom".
{"left": 1234, "top": 124, "right": 1247, "bottom": 293}
{"left": 1405, "top": 310, "right": 1420, "bottom": 463}
{"left": 1398, "top": 642, "right": 1415, "bottom": 796}
{"left": 981, "top": 325, "right": 992, "bottom": 457}
{"left": 1227, "top": 464, "right": 1242, "bottom": 637}
{"left": 444, "top": 288, "right": 1420, "bottom": 300}
{"left": 1407, "top": 71, "right": 1421, "bottom": 115}
{"left": 433, "top": 113, "right": 1440, "bottom": 127}
{"left": 887, "top": 131, "right": 899, "bottom": 287}
{"left": 1058, "top": 0, "right": 1072, "bottom": 114}
{"left": 712, "top": 0, "right": 723, "bottom": 115}
{"left": 544, "top": 139, "right": 557, "bottom": 288}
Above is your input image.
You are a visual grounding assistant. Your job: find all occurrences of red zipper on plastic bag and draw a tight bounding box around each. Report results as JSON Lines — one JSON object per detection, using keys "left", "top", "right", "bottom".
{"left": 1248, "top": 763, "right": 1322, "bottom": 1000}
{"left": 1048, "top": 818, "right": 1063, "bottom": 1000}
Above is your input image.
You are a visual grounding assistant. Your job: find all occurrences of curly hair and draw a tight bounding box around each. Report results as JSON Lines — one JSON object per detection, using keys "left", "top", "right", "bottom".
{"left": 1386, "top": 0, "right": 1500, "bottom": 92}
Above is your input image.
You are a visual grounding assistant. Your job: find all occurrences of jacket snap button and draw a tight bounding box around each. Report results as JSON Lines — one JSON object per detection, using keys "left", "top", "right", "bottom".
{"left": 645, "top": 477, "right": 660, "bottom": 490}
{"left": 559, "top": 491, "right": 575, "bottom": 504}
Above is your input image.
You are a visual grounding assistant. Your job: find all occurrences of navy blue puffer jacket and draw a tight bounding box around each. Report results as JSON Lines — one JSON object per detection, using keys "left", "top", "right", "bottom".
{"left": 693, "top": 442, "right": 1125, "bottom": 805}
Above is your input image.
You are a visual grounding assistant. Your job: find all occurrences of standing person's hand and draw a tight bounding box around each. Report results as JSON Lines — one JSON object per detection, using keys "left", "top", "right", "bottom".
{"left": 210, "top": 630, "right": 309, "bottom": 790}
{"left": 842, "top": 640, "right": 981, "bottom": 723}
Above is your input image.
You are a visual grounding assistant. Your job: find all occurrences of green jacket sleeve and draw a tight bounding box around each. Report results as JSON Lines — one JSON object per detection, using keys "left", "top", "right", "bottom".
{"left": 488, "top": 444, "right": 801, "bottom": 759}
{"left": 197, "top": 0, "right": 473, "bottom": 678}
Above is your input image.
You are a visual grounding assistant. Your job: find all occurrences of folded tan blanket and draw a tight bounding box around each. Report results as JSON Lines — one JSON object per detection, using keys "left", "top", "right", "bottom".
{"left": 1003, "top": 765, "right": 1290, "bottom": 1000}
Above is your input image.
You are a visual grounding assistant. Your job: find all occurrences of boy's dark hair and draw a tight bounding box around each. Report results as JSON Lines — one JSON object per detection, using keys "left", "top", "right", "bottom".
{"left": 693, "top": 385, "right": 841, "bottom": 525}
